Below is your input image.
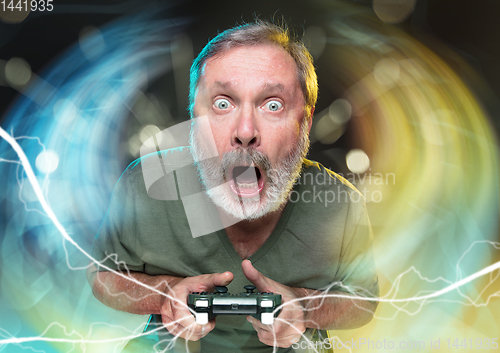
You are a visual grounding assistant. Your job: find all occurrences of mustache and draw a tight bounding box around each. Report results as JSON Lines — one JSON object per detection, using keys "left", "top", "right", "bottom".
{"left": 221, "top": 148, "right": 272, "bottom": 175}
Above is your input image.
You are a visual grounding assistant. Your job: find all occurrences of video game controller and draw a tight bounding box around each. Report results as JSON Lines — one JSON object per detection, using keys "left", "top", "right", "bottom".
{"left": 188, "top": 285, "right": 282, "bottom": 325}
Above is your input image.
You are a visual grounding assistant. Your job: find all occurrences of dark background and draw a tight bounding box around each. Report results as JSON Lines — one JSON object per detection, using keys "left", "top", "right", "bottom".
{"left": 1, "top": 0, "right": 499, "bottom": 168}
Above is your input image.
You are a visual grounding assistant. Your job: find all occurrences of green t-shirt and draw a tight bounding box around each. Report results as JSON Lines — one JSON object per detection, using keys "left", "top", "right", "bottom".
{"left": 92, "top": 147, "right": 378, "bottom": 352}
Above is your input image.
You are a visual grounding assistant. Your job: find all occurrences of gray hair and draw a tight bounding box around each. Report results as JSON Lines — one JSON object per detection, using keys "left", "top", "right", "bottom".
{"left": 188, "top": 20, "right": 318, "bottom": 119}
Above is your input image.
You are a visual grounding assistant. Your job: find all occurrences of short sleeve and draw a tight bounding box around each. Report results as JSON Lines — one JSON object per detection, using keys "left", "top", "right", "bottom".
{"left": 91, "top": 167, "right": 146, "bottom": 272}
{"left": 333, "top": 196, "right": 379, "bottom": 299}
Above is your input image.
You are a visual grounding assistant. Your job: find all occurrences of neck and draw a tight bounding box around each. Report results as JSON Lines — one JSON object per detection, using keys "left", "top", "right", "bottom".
{"left": 220, "top": 204, "right": 287, "bottom": 259}
{"left": 229, "top": 206, "right": 285, "bottom": 234}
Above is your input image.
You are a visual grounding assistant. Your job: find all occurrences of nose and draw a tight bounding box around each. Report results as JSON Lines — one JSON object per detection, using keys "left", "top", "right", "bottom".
{"left": 232, "top": 105, "right": 260, "bottom": 148}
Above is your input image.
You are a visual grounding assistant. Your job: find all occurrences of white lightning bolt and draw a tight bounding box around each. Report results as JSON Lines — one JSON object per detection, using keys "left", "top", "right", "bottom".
{"left": 0, "top": 126, "right": 194, "bottom": 352}
{"left": 1, "top": 125, "right": 499, "bottom": 353}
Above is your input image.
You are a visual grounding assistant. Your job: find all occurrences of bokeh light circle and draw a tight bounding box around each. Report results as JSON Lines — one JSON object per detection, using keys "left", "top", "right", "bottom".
{"left": 35, "top": 150, "right": 59, "bottom": 174}
{"left": 4, "top": 57, "right": 32, "bottom": 86}
{"left": 373, "top": 0, "right": 417, "bottom": 24}
{"left": 346, "top": 149, "right": 370, "bottom": 173}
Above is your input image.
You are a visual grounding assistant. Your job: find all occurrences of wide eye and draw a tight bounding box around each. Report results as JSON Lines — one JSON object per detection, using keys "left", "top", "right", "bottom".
{"left": 214, "top": 98, "right": 231, "bottom": 110}
{"left": 265, "top": 100, "right": 282, "bottom": 112}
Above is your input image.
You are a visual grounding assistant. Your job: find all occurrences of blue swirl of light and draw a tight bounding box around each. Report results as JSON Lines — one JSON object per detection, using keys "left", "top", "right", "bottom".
{"left": 0, "top": 9, "right": 189, "bottom": 352}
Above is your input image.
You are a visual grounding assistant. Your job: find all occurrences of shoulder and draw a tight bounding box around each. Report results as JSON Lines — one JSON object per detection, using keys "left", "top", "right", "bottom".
{"left": 115, "top": 146, "right": 195, "bottom": 199}
{"left": 300, "top": 159, "right": 363, "bottom": 199}
{"left": 119, "top": 146, "right": 194, "bottom": 181}
{"left": 124, "top": 146, "right": 193, "bottom": 176}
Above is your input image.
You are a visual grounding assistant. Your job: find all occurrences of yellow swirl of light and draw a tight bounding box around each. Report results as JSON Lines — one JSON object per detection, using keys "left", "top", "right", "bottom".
{"left": 324, "top": 12, "right": 497, "bottom": 231}
{"left": 323, "top": 6, "right": 499, "bottom": 345}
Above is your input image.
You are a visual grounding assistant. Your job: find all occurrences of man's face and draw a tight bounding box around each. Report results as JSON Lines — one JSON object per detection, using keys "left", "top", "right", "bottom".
{"left": 190, "top": 44, "right": 311, "bottom": 220}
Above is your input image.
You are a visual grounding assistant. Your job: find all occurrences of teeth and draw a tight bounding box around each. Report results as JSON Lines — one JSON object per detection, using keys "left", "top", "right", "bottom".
{"left": 236, "top": 181, "right": 258, "bottom": 189}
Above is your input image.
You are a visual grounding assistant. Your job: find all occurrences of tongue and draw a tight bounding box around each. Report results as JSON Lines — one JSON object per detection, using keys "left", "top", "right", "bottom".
{"left": 233, "top": 167, "right": 259, "bottom": 192}
{"left": 234, "top": 167, "right": 259, "bottom": 183}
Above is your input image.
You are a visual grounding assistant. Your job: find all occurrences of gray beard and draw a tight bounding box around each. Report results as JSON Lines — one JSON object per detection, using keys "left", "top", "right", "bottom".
{"left": 189, "top": 119, "right": 310, "bottom": 220}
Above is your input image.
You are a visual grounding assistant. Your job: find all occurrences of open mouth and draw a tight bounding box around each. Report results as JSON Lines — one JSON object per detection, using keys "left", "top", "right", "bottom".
{"left": 229, "top": 166, "right": 265, "bottom": 198}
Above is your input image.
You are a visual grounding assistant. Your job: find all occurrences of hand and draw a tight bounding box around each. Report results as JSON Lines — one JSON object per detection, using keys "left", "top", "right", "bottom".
{"left": 160, "top": 271, "right": 234, "bottom": 341}
{"left": 242, "top": 260, "right": 306, "bottom": 348}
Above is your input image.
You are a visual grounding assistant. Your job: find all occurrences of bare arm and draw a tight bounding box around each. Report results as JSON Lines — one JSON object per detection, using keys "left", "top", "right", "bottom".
{"left": 242, "top": 260, "right": 377, "bottom": 348}
{"left": 86, "top": 262, "right": 234, "bottom": 341}
{"left": 291, "top": 287, "right": 378, "bottom": 330}
{"left": 86, "top": 262, "right": 182, "bottom": 315}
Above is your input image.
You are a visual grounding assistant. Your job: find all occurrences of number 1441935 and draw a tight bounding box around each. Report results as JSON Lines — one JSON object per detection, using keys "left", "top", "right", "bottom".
{"left": 1, "top": 0, "right": 53, "bottom": 11}
{"left": 446, "top": 338, "right": 498, "bottom": 350}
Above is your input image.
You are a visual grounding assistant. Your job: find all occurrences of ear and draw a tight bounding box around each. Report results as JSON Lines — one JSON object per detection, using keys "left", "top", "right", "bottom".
{"left": 307, "top": 107, "right": 315, "bottom": 133}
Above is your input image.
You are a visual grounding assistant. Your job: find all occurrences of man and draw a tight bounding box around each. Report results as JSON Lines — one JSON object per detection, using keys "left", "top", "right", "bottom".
{"left": 88, "top": 20, "right": 379, "bottom": 352}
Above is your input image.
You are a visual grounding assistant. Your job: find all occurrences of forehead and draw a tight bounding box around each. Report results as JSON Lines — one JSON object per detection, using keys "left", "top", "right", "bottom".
{"left": 200, "top": 44, "right": 300, "bottom": 91}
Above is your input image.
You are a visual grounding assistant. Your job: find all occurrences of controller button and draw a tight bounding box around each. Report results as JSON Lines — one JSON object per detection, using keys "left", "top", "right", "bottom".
{"left": 244, "top": 285, "right": 256, "bottom": 293}
{"left": 215, "top": 286, "right": 228, "bottom": 293}
{"left": 196, "top": 313, "right": 209, "bottom": 325}
{"left": 195, "top": 299, "right": 209, "bottom": 308}
{"left": 260, "top": 300, "right": 273, "bottom": 308}
{"left": 261, "top": 312, "right": 274, "bottom": 325}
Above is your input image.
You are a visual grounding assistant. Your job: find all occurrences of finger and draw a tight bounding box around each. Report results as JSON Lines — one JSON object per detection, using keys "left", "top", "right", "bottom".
{"left": 256, "top": 328, "right": 298, "bottom": 348}
{"left": 246, "top": 316, "right": 260, "bottom": 330}
{"left": 167, "top": 314, "right": 215, "bottom": 341}
{"left": 241, "top": 260, "right": 272, "bottom": 292}
{"left": 175, "top": 304, "right": 216, "bottom": 330}
{"left": 162, "top": 314, "right": 188, "bottom": 339}
{"left": 246, "top": 315, "right": 273, "bottom": 332}
{"left": 184, "top": 320, "right": 216, "bottom": 341}
{"left": 249, "top": 319, "right": 301, "bottom": 348}
{"left": 168, "top": 323, "right": 199, "bottom": 341}
{"left": 261, "top": 337, "right": 299, "bottom": 349}
{"left": 162, "top": 294, "right": 198, "bottom": 332}
{"left": 210, "top": 271, "right": 234, "bottom": 288}
{"left": 256, "top": 328, "right": 303, "bottom": 348}
{"left": 174, "top": 303, "right": 199, "bottom": 327}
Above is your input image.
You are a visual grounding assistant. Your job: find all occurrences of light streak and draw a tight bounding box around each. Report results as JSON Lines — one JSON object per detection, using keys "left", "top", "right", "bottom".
{"left": 0, "top": 126, "right": 191, "bottom": 351}
{"left": 0, "top": 127, "right": 191, "bottom": 312}
{"left": 11, "top": 135, "right": 53, "bottom": 217}
{"left": 0, "top": 321, "right": 181, "bottom": 345}
{"left": 0, "top": 5, "right": 498, "bottom": 353}
{"left": 0, "top": 124, "right": 497, "bottom": 351}
{"left": 1, "top": 98, "right": 499, "bottom": 352}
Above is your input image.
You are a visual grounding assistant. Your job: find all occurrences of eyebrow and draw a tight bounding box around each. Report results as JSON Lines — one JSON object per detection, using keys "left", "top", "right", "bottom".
{"left": 213, "top": 81, "right": 232, "bottom": 89}
{"left": 263, "top": 82, "right": 285, "bottom": 92}
{"left": 211, "top": 81, "right": 285, "bottom": 92}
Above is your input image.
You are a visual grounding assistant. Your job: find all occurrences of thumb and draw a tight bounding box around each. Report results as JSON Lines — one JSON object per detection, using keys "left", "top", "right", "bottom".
{"left": 241, "top": 259, "right": 271, "bottom": 292}
{"left": 210, "top": 271, "right": 234, "bottom": 287}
